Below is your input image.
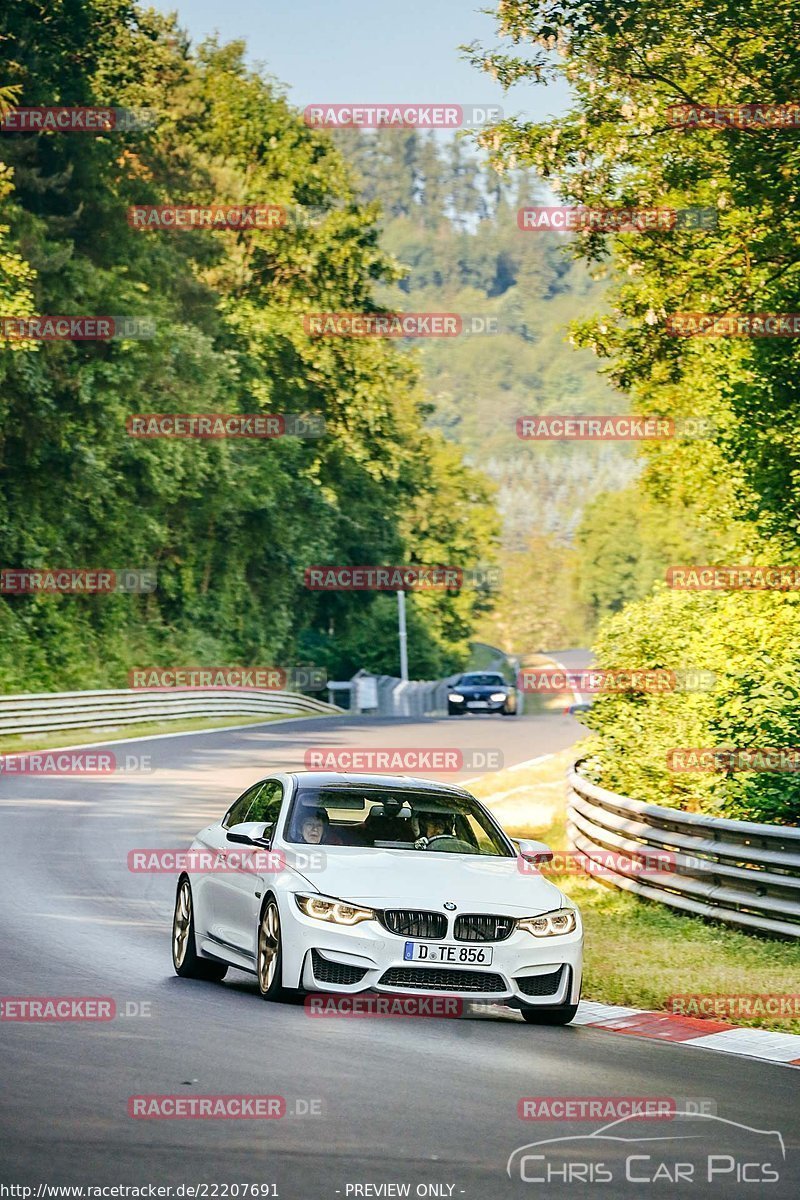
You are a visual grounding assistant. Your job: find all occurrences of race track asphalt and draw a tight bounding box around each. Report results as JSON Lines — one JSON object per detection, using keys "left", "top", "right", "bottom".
{"left": 1, "top": 709, "right": 797, "bottom": 1198}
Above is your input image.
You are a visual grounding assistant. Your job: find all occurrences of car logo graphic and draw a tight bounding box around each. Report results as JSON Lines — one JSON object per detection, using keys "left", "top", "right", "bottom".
{"left": 443, "top": 902, "right": 457, "bottom": 910}
{"left": 507, "top": 1112, "right": 786, "bottom": 1181}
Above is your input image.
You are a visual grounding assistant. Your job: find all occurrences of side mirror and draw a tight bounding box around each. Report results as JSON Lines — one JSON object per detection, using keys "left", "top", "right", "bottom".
{"left": 226, "top": 821, "right": 273, "bottom": 847}
{"left": 514, "top": 838, "right": 554, "bottom": 865}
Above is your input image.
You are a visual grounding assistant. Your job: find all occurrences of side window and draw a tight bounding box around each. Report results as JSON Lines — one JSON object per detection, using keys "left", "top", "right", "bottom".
{"left": 245, "top": 780, "right": 284, "bottom": 829}
{"left": 223, "top": 784, "right": 262, "bottom": 829}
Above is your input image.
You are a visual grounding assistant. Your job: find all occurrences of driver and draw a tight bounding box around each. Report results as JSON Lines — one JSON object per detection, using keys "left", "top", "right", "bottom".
{"left": 414, "top": 810, "right": 454, "bottom": 849}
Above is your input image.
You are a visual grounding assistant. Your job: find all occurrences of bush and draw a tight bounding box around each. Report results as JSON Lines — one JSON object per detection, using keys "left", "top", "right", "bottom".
{"left": 580, "top": 585, "right": 800, "bottom": 824}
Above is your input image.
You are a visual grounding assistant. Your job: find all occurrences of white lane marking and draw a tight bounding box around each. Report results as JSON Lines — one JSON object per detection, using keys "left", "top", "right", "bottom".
{"left": 460, "top": 752, "right": 556, "bottom": 786}
{"left": 505, "top": 752, "right": 557, "bottom": 773}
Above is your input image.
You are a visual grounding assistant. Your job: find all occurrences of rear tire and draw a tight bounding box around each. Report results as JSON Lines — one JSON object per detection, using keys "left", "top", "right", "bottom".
{"left": 521, "top": 1003, "right": 579, "bottom": 1025}
{"left": 172, "top": 878, "right": 228, "bottom": 981}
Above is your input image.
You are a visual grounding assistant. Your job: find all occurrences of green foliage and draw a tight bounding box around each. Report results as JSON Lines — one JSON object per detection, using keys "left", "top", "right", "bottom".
{"left": 334, "top": 128, "right": 638, "bottom": 647}
{"left": 581, "top": 587, "right": 800, "bottom": 825}
{"left": 335, "top": 128, "right": 634, "bottom": 552}
{"left": 474, "top": 0, "right": 800, "bottom": 822}
{"left": 0, "top": 2, "right": 497, "bottom": 689}
{"left": 473, "top": 0, "right": 800, "bottom": 547}
{"left": 476, "top": 533, "right": 590, "bottom": 652}
{"left": 573, "top": 486, "right": 716, "bottom": 626}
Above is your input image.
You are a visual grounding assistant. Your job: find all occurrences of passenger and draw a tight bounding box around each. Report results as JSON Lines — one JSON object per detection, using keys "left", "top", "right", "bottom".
{"left": 299, "top": 808, "right": 328, "bottom": 845}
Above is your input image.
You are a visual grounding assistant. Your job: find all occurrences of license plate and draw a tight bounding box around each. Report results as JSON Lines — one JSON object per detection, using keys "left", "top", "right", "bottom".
{"left": 467, "top": 700, "right": 489, "bottom": 708}
{"left": 404, "top": 942, "right": 493, "bottom": 965}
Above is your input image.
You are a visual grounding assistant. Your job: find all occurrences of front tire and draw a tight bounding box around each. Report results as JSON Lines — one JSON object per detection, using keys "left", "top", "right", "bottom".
{"left": 257, "top": 898, "right": 293, "bottom": 1001}
{"left": 520, "top": 1002, "right": 579, "bottom": 1025}
{"left": 172, "top": 878, "right": 228, "bottom": 981}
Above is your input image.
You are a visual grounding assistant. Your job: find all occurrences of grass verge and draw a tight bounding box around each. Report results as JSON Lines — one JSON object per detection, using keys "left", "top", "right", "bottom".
{"left": 471, "top": 749, "right": 800, "bottom": 1034}
{"left": 0, "top": 712, "right": 310, "bottom": 754}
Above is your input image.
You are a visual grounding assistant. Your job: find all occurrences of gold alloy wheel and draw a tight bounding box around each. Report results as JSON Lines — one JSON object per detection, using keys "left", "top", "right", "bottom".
{"left": 173, "top": 880, "right": 192, "bottom": 968}
{"left": 258, "top": 901, "right": 280, "bottom": 992}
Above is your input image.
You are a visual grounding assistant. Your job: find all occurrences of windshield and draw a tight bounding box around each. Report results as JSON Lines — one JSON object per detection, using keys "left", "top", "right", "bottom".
{"left": 284, "top": 786, "right": 514, "bottom": 856}
{"left": 458, "top": 674, "right": 505, "bottom": 687}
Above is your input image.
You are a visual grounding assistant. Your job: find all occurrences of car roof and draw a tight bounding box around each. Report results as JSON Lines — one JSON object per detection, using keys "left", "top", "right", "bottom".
{"left": 286, "top": 770, "right": 472, "bottom": 795}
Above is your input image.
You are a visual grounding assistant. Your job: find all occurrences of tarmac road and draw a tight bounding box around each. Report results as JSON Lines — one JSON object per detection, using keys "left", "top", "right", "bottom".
{"left": 1, "top": 709, "right": 797, "bottom": 1198}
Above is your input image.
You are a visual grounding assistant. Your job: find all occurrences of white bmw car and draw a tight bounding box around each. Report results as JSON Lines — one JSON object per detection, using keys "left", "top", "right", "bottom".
{"left": 172, "top": 771, "right": 583, "bottom": 1023}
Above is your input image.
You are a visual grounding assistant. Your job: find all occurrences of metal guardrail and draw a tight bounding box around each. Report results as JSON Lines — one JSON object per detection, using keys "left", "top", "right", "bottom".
{"left": 339, "top": 657, "right": 519, "bottom": 718}
{"left": 375, "top": 675, "right": 449, "bottom": 718}
{"left": 0, "top": 687, "right": 339, "bottom": 737}
{"left": 339, "top": 671, "right": 449, "bottom": 718}
{"left": 567, "top": 761, "right": 800, "bottom": 939}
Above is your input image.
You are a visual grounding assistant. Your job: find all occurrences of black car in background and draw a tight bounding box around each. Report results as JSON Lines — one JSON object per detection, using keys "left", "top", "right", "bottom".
{"left": 447, "top": 672, "right": 518, "bottom": 716}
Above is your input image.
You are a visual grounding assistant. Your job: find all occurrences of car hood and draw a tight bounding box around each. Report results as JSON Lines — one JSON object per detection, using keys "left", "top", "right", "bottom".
{"left": 286, "top": 847, "right": 565, "bottom": 914}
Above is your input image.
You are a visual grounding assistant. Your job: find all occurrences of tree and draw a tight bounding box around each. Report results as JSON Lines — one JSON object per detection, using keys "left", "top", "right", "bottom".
{"left": 0, "top": 3, "right": 497, "bottom": 690}
{"left": 466, "top": 0, "right": 800, "bottom": 822}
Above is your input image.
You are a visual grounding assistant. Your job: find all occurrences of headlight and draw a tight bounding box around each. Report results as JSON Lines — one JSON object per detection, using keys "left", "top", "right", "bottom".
{"left": 295, "top": 894, "right": 375, "bottom": 926}
{"left": 448, "top": 692, "right": 464, "bottom": 702}
{"left": 489, "top": 692, "right": 507, "bottom": 701}
{"left": 517, "top": 908, "right": 578, "bottom": 937}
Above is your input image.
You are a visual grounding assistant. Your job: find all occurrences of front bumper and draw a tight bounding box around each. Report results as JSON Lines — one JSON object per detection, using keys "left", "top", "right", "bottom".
{"left": 286, "top": 906, "right": 582, "bottom": 1007}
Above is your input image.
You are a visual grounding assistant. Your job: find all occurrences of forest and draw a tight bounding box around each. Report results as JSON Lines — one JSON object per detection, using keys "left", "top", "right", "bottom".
{"left": 0, "top": 2, "right": 500, "bottom": 689}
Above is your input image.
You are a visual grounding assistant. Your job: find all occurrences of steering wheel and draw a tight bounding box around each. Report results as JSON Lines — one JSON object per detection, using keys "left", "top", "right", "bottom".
{"left": 424, "top": 834, "right": 478, "bottom": 854}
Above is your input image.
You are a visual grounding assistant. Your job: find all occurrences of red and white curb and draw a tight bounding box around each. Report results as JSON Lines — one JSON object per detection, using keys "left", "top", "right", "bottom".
{"left": 574, "top": 1000, "right": 800, "bottom": 1068}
